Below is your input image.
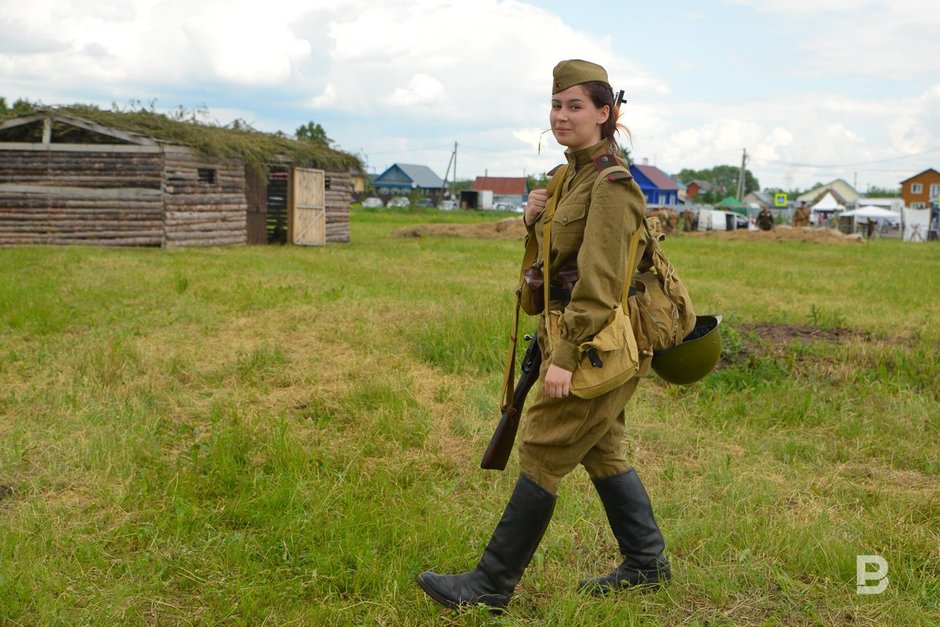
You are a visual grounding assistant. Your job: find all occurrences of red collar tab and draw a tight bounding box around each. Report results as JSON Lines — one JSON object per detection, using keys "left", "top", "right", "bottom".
{"left": 593, "top": 153, "right": 619, "bottom": 172}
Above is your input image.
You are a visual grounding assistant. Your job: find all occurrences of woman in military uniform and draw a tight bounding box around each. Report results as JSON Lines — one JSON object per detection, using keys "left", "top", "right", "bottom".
{"left": 417, "top": 59, "right": 670, "bottom": 610}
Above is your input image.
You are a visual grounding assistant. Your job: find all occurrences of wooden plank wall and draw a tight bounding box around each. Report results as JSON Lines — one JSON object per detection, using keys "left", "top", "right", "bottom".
{"left": 244, "top": 167, "right": 268, "bottom": 245}
{"left": 163, "top": 150, "right": 247, "bottom": 248}
{"left": 325, "top": 172, "right": 352, "bottom": 243}
{"left": 0, "top": 150, "right": 165, "bottom": 246}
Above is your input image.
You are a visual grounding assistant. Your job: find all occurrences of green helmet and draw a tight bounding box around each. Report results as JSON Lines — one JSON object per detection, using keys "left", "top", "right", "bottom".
{"left": 651, "top": 315, "right": 722, "bottom": 385}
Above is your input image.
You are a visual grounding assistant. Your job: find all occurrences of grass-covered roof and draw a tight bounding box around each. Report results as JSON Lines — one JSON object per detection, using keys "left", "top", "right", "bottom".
{"left": 5, "top": 104, "right": 363, "bottom": 175}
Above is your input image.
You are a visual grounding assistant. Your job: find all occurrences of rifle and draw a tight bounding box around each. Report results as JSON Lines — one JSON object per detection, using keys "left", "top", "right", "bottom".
{"left": 480, "top": 331, "right": 542, "bottom": 470}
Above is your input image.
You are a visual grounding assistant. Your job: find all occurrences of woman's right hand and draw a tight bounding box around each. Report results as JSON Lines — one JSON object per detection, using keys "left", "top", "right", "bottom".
{"left": 525, "top": 188, "right": 548, "bottom": 226}
{"left": 543, "top": 364, "right": 572, "bottom": 398}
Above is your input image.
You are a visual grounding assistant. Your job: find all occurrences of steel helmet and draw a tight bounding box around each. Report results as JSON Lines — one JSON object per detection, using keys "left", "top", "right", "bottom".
{"left": 651, "top": 315, "right": 722, "bottom": 385}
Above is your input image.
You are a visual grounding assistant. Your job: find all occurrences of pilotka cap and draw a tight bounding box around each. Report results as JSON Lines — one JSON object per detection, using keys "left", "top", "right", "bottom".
{"left": 552, "top": 59, "right": 610, "bottom": 94}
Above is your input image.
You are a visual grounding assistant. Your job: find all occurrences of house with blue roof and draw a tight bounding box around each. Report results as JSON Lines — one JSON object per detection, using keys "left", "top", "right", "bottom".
{"left": 630, "top": 163, "right": 679, "bottom": 207}
{"left": 372, "top": 163, "right": 445, "bottom": 206}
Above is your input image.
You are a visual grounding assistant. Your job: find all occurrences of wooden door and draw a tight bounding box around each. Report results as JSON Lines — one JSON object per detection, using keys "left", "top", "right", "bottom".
{"left": 288, "top": 167, "right": 326, "bottom": 246}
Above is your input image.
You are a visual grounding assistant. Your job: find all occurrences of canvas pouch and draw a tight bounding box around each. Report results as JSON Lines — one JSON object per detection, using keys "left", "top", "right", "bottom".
{"left": 628, "top": 218, "right": 697, "bottom": 354}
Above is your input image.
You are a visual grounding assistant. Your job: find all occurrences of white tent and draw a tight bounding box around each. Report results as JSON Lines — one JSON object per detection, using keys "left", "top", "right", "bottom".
{"left": 811, "top": 191, "right": 843, "bottom": 212}
{"left": 840, "top": 206, "right": 901, "bottom": 225}
{"left": 810, "top": 190, "right": 843, "bottom": 225}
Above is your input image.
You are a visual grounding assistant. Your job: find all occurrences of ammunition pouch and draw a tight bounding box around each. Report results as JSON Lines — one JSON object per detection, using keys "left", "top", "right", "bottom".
{"left": 521, "top": 265, "right": 579, "bottom": 314}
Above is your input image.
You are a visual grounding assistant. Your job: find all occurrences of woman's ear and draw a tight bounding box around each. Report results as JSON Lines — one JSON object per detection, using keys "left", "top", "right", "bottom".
{"left": 598, "top": 105, "right": 610, "bottom": 126}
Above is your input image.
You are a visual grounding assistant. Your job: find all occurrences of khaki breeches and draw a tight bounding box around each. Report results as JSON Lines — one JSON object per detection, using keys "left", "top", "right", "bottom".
{"left": 518, "top": 327, "right": 640, "bottom": 494}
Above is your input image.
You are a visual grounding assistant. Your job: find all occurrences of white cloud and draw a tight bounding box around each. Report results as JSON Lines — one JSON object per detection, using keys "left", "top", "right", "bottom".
{"left": 0, "top": 0, "right": 315, "bottom": 87}
{"left": 889, "top": 84, "right": 940, "bottom": 154}
{"left": 729, "top": 0, "right": 940, "bottom": 79}
{"left": 301, "top": 0, "right": 664, "bottom": 120}
{"left": 629, "top": 82, "right": 939, "bottom": 190}
{"left": 386, "top": 74, "right": 447, "bottom": 107}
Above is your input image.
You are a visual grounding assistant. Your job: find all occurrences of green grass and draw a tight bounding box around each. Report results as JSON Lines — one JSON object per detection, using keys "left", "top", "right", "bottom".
{"left": 1, "top": 209, "right": 938, "bottom": 624}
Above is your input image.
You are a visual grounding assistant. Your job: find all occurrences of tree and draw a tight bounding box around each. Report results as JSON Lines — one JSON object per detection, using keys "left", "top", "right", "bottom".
{"left": 677, "top": 165, "right": 759, "bottom": 203}
{"left": 865, "top": 185, "right": 900, "bottom": 198}
{"left": 619, "top": 145, "right": 634, "bottom": 167}
{"left": 527, "top": 173, "right": 550, "bottom": 191}
{"left": 0, "top": 97, "right": 36, "bottom": 116}
{"left": 295, "top": 121, "right": 332, "bottom": 146}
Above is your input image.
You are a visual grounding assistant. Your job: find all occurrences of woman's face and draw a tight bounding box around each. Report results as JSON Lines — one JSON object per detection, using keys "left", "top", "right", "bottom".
{"left": 550, "top": 85, "right": 609, "bottom": 152}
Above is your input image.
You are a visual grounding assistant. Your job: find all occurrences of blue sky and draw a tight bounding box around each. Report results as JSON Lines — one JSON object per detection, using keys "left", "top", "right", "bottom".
{"left": 1, "top": 0, "right": 938, "bottom": 192}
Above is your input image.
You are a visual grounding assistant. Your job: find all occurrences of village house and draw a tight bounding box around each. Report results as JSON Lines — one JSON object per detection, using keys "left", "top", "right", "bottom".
{"left": 685, "top": 179, "right": 713, "bottom": 201}
{"left": 471, "top": 176, "right": 527, "bottom": 209}
{"left": 372, "top": 163, "right": 445, "bottom": 207}
{"left": 630, "top": 163, "right": 679, "bottom": 207}
{"left": 900, "top": 168, "right": 940, "bottom": 209}
{"left": 0, "top": 106, "right": 362, "bottom": 247}
{"left": 797, "top": 179, "right": 861, "bottom": 207}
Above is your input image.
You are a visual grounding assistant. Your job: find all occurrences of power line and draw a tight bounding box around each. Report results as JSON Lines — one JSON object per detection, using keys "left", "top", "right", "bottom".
{"left": 367, "top": 144, "right": 453, "bottom": 155}
{"left": 770, "top": 148, "right": 940, "bottom": 169}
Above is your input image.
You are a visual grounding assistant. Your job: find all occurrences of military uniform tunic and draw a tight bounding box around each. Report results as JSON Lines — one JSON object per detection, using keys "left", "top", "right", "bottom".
{"left": 518, "top": 140, "right": 649, "bottom": 493}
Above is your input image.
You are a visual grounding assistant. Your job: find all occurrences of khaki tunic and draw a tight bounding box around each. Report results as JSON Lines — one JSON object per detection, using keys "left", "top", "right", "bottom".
{"left": 793, "top": 206, "right": 810, "bottom": 227}
{"left": 519, "top": 140, "right": 648, "bottom": 493}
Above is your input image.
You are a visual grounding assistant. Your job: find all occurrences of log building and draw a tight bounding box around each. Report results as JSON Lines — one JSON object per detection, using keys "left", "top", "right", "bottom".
{"left": 0, "top": 107, "right": 361, "bottom": 247}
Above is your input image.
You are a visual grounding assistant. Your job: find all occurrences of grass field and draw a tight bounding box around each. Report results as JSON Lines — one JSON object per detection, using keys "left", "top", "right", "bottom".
{"left": 1, "top": 209, "right": 938, "bottom": 625}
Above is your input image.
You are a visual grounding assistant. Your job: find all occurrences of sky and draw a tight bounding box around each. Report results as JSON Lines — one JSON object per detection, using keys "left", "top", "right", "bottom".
{"left": 1, "top": 0, "right": 938, "bottom": 193}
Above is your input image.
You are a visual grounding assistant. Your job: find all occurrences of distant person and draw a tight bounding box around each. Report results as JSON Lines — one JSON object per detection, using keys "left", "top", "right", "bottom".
{"left": 792, "top": 201, "right": 810, "bottom": 227}
{"left": 666, "top": 210, "right": 679, "bottom": 234}
{"left": 416, "top": 59, "right": 671, "bottom": 611}
{"left": 756, "top": 206, "right": 774, "bottom": 231}
{"left": 683, "top": 209, "right": 694, "bottom": 232}
{"left": 866, "top": 218, "right": 876, "bottom": 239}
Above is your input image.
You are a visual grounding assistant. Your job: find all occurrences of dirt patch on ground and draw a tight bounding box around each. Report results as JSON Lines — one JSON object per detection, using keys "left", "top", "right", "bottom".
{"left": 721, "top": 322, "right": 876, "bottom": 369}
{"left": 699, "top": 226, "right": 865, "bottom": 244}
{"left": 737, "top": 322, "right": 871, "bottom": 345}
{"left": 392, "top": 217, "right": 527, "bottom": 240}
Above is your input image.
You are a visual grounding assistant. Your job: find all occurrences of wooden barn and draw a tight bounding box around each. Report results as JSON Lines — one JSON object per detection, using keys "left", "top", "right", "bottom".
{"left": 0, "top": 106, "right": 362, "bottom": 247}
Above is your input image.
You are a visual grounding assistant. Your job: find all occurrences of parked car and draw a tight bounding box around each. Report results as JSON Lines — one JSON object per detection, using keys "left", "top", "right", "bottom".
{"left": 439, "top": 199, "right": 457, "bottom": 211}
{"left": 387, "top": 196, "right": 410, "bottom": 208}
{"left": 494, "top": 202, "right": 518, "bottom": 212}
{"left": 361, "top": 197, "right": 383, "bottom": 208}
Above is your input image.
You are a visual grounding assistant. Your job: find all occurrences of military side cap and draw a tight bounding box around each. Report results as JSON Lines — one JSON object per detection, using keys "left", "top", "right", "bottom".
{"left": 553, "top": 59, "right": 609, "bottom": 94}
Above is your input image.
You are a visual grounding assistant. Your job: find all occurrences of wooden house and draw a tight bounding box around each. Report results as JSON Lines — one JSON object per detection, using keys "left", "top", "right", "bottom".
{"left": 0, "top": 107, "right": 362, "bottom": 247}
{"left": 685, "top": 179, "right": 713, "bottom": 201}
{"left": 900, "top": 168, "right": 940, "bottom": 209}
{"left": 630, "top": 164, "right": 679, "bottom": 207}
{"left": 372, "top": 163, "right": 445, "bottom": 206}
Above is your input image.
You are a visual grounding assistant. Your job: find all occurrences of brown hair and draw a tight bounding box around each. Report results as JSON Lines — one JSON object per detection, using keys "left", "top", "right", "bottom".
{"left": 580, "top": 81, "right": 630, "bottom": 151}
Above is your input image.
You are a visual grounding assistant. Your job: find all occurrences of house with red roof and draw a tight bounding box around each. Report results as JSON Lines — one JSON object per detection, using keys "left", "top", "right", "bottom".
{"left": 630, "top": 163, "right": 679, "bottom": 207}
{"left": 472, "top": 176, "right": 527, "bottom": 209}
{"left": 685, "top": 179, "right": 713, "bottom": 201}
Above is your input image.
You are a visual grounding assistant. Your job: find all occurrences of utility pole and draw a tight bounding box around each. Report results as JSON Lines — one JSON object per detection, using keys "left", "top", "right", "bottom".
{"left": 442, "top": 141, "right": 459, "bottom": 199}
{"left": 735, "top": 148, "right": 748, "bottom": 202}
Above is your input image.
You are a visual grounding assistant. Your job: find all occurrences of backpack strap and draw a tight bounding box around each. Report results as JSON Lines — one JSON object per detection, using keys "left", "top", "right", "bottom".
{"left": 502, "top": 164, "right": 567, "bottom": 406}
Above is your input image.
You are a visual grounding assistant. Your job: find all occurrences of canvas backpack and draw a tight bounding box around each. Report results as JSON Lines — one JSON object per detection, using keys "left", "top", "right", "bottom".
{"left": 628, "top": 216, "right": 697, "bottom": 355}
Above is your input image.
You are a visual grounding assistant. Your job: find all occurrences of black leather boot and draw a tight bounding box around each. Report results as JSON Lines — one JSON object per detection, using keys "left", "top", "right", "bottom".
{"left": 417, "top": 474, "right": 556, "bottom": 610}
{"left": 579, "top": 469, "right": 671, "bottom": 594}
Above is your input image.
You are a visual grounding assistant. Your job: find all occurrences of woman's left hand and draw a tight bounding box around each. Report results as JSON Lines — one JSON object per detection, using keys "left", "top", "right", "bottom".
{"left": 544, "top": 364, "right": 573, "bottom": 398}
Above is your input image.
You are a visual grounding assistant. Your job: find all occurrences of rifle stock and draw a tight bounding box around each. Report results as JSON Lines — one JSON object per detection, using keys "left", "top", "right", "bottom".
{"left": 480, "top": 331, "right": 542, "bottom": 470}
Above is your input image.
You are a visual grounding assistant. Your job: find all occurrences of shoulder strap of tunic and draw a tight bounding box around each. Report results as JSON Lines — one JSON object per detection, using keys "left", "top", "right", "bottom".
{"left": 592, "top": 153, "right": 633, "bottom": 183}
